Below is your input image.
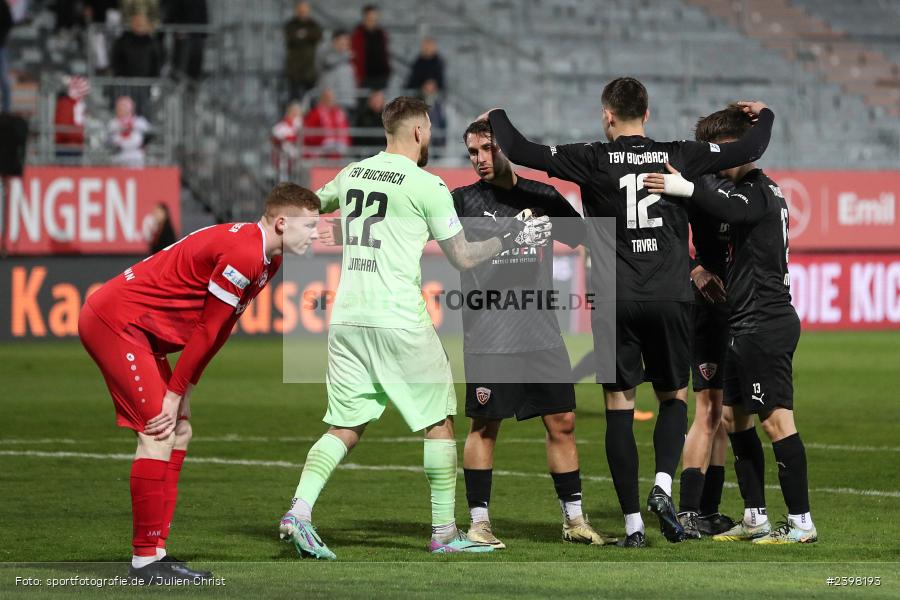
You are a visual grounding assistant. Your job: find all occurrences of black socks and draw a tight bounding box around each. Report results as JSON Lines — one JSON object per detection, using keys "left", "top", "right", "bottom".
{"left": 773, "top": 433, "right": 810, "bottom": 515}
{"left": 464, "top": 468, "right": 492, "bottom": 509}
{"left": 729, "top": 427, "right": 767, "bottom": 509}
{"left": 700, "top": 464, "right": 725, "bottom": 515}
{"left": 654, "top": 399, "right": 688, "bottom": 477}
{"left": 678, "top": 467, "right": 705, "bottom": 513}
{"left": 605, "top": 409, "right": 640, "bottom": 514}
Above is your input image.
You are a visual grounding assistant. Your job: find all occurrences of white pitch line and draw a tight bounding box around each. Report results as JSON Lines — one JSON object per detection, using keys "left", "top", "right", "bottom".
{"left": 1, "top": 436, "right": 898, "bottom": 454}
{"left": 1, "top": 449, "right": 898, "bottom": 499}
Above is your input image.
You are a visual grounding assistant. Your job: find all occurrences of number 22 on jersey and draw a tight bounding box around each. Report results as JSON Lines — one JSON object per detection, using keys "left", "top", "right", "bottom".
{"left": 344, "top": 188, "right": 388, "bottom": 248}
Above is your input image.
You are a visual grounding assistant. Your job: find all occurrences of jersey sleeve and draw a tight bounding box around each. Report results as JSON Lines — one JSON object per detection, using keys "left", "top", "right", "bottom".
{"left": 207, "top": 247, "right": 263, "bottom": 308}
{"left": 677, "top": 108, "right": 774, "bottom": 179}
{"left": 451, "top": 187, "right": 465, "bottom": 216}
{"left": 546, "top": 191, "right": 586, "bottom": 248}
{"left": 487, "top": 109, "right": 553, "bottom": 172}
{"left": 688, "top": 208, "right": 706, "bottom": 269}
{"left": 316, "top": 164, "right": 353, "bottom": 214}
{"left": 546, "top": 142, "right": 598, "bottom": 186}
{"left": 423, "top": 176, "right": 463, "bottom": 241}
{"left": 689, "top": 184, "right": 769, "bottom": 225}
{"left": 676, "top": 141, "right": 726, "bottom": 179}
{"left": 167, "top": 293, "right": 239, "bottom": 394}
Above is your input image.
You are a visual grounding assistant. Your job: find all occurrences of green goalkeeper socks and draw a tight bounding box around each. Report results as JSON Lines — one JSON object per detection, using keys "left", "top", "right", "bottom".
{"left": 423, "top": 438, "right": 458, "bottom": 534}
{"left": 294, "top": 433, "right": 348, "bottom": 510}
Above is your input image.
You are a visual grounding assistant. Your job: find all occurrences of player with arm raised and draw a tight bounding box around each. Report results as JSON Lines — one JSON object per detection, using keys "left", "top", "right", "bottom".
{"left": 78, "top": 183, "right": 321, "bottom": 583}
{"left": 279, "top": 96, "right": 550, "bottom": 559}
{"left": 453, "top": 120, "right": 616, "bottom": 549}
{"left": 484, "top": 77, "right": 773, "bottom": 546}
{"left": 646, "top": 105, "right": 816, "bottom": 544}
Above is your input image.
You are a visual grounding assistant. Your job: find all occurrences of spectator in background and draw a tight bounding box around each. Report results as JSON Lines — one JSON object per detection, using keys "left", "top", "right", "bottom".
{"left": 85, "top": 0, "right": 114, "bottom": 23}
{"left": 112, "top": 12, "right": 161, "bottom": 116}
{"left": 7, "top": 0, "right": 26, "bottom": 23}
{"left": 405, "top": 37, "right": 444, "bottom": 91}
{"left": 271, "top": 101, "right": 302, "bottom": 177}
{"left": 120, "top": 0, "right": 159, "bottom": 30}
{"left": 353, "top": 87, "right": 385, "bottom": 150}
{"left": 302, "top": 87, "right": 349, "bottom": 160}
{"left": 54, "top": 76, "right": 90, "bottom": 159}
{"left": 148, "top": 202, "right": 176, "bottom": 254}
{"left": 419, "top": 78, "right": 446, "bottom": 156}
{"left": 283, "top": 1, "right": 321, "bottom": 105}
{"left": 166, "top": 0, "right": 207, "bottom": 81}
{"left": 54, "top": 0, "right": 85, "bottom": 33}
{"left": 0, "top": 0, "right": 12, "bottom": 113}
{"left": 351, "top": 4, "right": 390, "bottom": 90}
{"left": 108, "top": 95, "right": 150, "bottom": 167}
{"left": 316, "top": 29, "right": 356, "bottom": 118}
{"left": 84, "top": 0, "right": 117, "bottom": 74}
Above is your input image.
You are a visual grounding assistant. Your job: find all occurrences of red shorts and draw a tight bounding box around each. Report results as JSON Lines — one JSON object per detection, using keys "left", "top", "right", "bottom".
{"left": 79, "top": 301, "right": 173, "bottom": 432}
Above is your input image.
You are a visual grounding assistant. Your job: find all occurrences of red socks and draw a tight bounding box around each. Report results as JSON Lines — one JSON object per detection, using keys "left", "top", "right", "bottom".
{"left": 157, "top": 449, "right": 187, "bottom": 549}
{"left": 130, "top": 458, "right": 168, "bottom": 556}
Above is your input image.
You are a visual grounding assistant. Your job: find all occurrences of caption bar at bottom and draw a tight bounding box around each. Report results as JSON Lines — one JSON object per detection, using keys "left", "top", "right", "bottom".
{"left": 15, "top": 576, "right": 226, "bottom": 588}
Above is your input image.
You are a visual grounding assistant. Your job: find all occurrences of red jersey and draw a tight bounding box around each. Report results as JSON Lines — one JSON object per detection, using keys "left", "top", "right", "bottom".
{"left": 302, "top": 105, "right": 350, "bottom": 159}
{"left": 54, "top": 94, "right": 86, "bottom": 147}
{"left": 88, "top": 222, "right": 281, "bottom": 393}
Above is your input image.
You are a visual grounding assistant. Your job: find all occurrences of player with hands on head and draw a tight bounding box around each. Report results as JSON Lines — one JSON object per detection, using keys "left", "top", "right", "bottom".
{"left": 645, "top": 103, "right": 817, "bottom": 544}
{"left": 645, "top": 103, "right": 771, "bottom": 542}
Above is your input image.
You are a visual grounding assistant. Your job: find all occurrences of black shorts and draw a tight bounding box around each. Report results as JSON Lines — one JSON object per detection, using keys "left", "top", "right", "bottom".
{"left": 464, "top": 345, "right": 576, "bottom": 421}
{"left": 723, "top": 314, "right": 801, "bottom": 414}
{"left": 600, "top": 300, "right": 691, "bottom": 392}
{"left": 691, "top": 300, "right": 730, "bottom": 392}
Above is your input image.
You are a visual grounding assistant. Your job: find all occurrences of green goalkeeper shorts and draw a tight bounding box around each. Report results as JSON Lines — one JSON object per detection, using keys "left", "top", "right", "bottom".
{"left": 324, "top": 324, "right": 457, "bottom": 432}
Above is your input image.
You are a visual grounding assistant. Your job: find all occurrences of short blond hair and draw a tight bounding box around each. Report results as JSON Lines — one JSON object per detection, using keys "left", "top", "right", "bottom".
{"left": 264, "top": 182, "right": 320, "bottom": 218}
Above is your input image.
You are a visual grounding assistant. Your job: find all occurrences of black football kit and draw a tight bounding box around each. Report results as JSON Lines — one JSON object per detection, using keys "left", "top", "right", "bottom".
{"left": 685, "top": 168, "right": 798, "bottom": 414}
{"left": 452, "top": 176, "right": 585, "bottom": 420}
{"left": 690, "top": 174, "right": 733, "bottom": 392}
{"left": 488, "top": 108, "right": 774, "bottom": 391}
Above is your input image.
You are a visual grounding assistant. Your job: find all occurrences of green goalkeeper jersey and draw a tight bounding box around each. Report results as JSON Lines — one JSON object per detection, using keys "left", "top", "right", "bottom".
{"left": 316, "top": 151, "right": 463, "bottom": 329}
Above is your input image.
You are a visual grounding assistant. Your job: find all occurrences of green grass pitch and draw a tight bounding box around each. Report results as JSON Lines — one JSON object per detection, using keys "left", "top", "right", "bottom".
{"left": 1, "top": 332, "right": 898, "bottom": 598}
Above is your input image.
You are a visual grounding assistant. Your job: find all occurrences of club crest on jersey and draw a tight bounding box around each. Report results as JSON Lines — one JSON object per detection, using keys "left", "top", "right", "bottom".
{"left": 222, "top": 264, "right": 250, "bottom": 290}
{"left": 699, "top": 362, "right": 718, "bottom": 381}
{"left": 257, "top": 270, "right": 268, "bottom": 287}
{"left": 475, "top": 387, "right": 492, "bottom": 405}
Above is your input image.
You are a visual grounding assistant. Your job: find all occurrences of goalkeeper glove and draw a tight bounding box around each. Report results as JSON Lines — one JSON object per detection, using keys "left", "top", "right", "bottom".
{"left": 499, "top": 209, "right": 553, "bottom": 250}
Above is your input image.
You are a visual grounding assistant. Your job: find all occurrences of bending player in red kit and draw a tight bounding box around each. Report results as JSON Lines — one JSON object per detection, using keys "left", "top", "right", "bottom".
{"left": 78, "top": 183, "right": 320, "bottom": 583}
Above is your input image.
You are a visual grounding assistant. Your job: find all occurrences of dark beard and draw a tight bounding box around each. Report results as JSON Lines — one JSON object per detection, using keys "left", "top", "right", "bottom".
{"left": 417, "top": 144, "right": 429, "bottom": 167}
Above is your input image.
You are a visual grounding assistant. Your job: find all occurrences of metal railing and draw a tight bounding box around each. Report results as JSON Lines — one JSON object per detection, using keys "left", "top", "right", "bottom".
{"left": 32, "top": 73, "right": 183, "bottom": 168}
{"left": 21, "top": 2, "right": 900, "bottom": 224}
{"left": 270, "top": 124, "right": 455, "bottom": 173}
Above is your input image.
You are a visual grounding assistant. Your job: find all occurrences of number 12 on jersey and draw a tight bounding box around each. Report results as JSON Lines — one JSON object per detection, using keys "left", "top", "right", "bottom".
{"left": 620, "top": 173, "right": 663, "bottom": 229}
